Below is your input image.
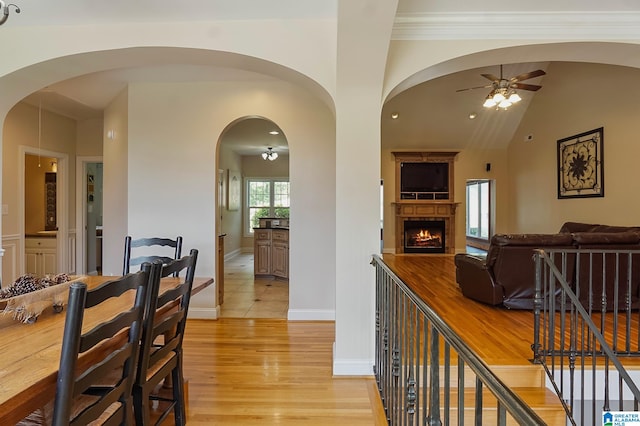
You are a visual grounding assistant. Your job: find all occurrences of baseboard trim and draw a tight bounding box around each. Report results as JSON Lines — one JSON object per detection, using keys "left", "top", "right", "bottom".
{"left": 224, "top": 248, "right": 242, "bottom": 262}
{"left": 188, "top": 306, "right": 219, "bottom": 320}
{"left": 332, "top": 343, "right": 375, "bottom": 376}
{"left": 287, "top": 309, "right": 335, "bottom": 321}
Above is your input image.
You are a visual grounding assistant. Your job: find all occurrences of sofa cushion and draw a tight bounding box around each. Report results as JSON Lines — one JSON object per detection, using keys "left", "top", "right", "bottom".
{"left": 572, "top": 231, "right": 640, "bottom": 245}
{"left": 590, "top": 225, "right": 640, "bottom": 233}
{"left": 491, "top": 233, "right": 574, "bottom": 247}
{"left": 559, "top": 222, "right": 600, "bottom": 233}
{"left": 486, "top": 233, "right": 573, "bottom": 270}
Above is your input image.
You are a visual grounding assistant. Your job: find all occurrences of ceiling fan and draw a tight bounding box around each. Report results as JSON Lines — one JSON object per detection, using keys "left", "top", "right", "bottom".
{"left": 457, "top": 65, "right": 546, "bottom": 109}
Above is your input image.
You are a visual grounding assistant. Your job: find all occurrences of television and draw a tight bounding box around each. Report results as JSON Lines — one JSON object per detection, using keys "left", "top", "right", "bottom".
{"left": 400, "top": 162, "right": 449, "bottom": 193}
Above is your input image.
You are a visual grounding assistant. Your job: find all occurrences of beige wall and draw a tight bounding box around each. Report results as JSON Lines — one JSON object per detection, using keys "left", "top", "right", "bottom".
{"left": 2, "top": 103, "right": 77, "bottom": 237}
{"left": 507, "top": 62, "right": 640, "bottom": 233}
{"left": 102, "top": 88, "right": 129, "bottom": 276}
{"left": 217, "top": 144, "right": 243, "bottom": 256}
{"left": 120, "top": 80, "right": 334, "bottom": 318}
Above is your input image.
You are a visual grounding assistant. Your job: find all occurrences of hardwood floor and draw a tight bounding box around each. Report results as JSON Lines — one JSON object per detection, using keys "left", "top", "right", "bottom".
{"left": 181, "top": 319, "right": 386, "bottom": 425}
{"left": 173, "top": 253, "right": 385, "bottom": 424}
{"left": 179, "top": 252, "right": 632, "bottom": 424}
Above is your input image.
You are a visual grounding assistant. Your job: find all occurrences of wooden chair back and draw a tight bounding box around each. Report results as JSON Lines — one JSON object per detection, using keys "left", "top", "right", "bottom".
{"left": 53, "top": 262, "right": 161, "bottom": 426}
{"left": 133, "top": 249, "right": 198, "bottom": 426}
{"left": 123, "top": 236, "right": 183, "bottom": 275}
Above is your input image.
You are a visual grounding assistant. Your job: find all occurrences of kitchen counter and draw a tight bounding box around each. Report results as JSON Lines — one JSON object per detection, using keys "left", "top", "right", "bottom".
{"left": 254, "top": 228, "right": 289, "bottom": 279}
{"left": 25, "top": 231, "right": 57, "bottom": 238}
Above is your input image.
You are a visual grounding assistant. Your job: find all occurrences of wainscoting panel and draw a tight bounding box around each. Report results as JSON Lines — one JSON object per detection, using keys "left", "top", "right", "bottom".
{"left": 1, "top": 234, "right": 21, "bottom": 285}
{"left": 67, "top": 229, "right": 76, "bottom": 275}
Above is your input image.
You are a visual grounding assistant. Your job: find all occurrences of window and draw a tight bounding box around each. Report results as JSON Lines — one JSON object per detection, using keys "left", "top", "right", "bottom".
{"left": 466, "top": 180, "right": 491, "bottom": 241}
{"left": 246, "top": 178, "right": 290, "bottom": 234}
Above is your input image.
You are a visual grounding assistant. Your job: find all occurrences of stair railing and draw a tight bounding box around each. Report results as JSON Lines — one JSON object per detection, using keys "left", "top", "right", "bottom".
{"left": 372, "top": 255, "right": 546, "bottom": 425}
{"left": 533, "top": 248, "right": 640, "bottom": 425}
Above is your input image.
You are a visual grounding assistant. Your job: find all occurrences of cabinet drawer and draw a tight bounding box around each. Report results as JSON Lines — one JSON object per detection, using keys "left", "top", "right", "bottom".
{"left": 272, "top": 230, "right": 289, "bottom": 242}
{"left": 254, "top": 229, "right": 272, "bottom": 240}
{"left": 25, "top": 238, "right": 57, "bottom": 249}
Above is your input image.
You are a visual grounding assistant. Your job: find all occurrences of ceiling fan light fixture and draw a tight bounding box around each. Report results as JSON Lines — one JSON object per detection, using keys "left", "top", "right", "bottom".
{"left": 483, "top": 95, "right": 497, "bottom": 108}
{"left": 498, "top": 99, "right": 512, "bottom": 109}
{"left": 508, "top": 92, "right": 522, "bottom": 103}
{"left": 492, "top": 91, "right": 506, "bottom": 103}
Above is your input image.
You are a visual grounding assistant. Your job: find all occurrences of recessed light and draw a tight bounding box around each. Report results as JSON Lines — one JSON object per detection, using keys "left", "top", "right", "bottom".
{"left": 269, "top": 130, "right": 280, "bottom": 135}
{"left": 391, "top": 112, "right": 399, "bottom": 119}
{"left": 468, "top": 113, "right": 477, "bottom": 120}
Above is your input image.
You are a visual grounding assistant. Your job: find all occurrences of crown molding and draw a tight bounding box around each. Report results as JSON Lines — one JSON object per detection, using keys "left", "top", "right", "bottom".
{"left": 393, "top": 11, "right": 640, "bottom": 40}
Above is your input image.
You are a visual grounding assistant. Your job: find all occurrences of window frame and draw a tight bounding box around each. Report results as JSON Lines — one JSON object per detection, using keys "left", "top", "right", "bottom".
{"left": 465, "top": 179, "right": 492, "bottom": 244}
{"left": 245, "top": 177, "right": 290, "bottom": 236}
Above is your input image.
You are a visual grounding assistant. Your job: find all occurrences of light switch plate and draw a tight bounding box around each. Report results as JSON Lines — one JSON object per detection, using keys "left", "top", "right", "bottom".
{"left": 2, "top": 204, "right": 7, "bottom": 215}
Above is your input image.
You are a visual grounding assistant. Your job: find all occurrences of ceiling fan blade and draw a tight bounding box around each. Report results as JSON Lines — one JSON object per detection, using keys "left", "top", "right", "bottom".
{"left": 456, "top": 85, "right": 491, "bottom": 92}
{"left": 511, "top": 69, "right": 546, "bottom": 82}
{"left": 480, "top": 73, "right": 499, "bottom": 82}
{"left": 511, "top": 82, "right": 542, "bottom": 91}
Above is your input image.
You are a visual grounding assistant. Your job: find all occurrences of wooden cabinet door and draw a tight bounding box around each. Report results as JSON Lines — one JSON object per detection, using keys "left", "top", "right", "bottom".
{"left": 254, "top": 240, "right": 271, "bottom": 275}
{"left": 25, "top": 250, "right": 39, "bottom": 275}
{"left": 41, "top": 251, "right": 57, "bottom": 276}
{"left": 272, "top": 242, "right": 289, "bottom": 279}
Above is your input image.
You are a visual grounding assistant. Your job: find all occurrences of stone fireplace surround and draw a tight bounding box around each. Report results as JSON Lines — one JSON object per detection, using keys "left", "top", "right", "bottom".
{"left": 392, "top": 151, "right": 459, "bottom": 254}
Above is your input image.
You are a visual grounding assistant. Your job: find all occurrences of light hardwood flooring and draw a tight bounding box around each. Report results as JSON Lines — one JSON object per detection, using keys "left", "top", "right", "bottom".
{"left": 181, "top": 319, "right": 386, "bottom": 425}
{"left": 219, "top": 253, "right": 289, "bottom": 319}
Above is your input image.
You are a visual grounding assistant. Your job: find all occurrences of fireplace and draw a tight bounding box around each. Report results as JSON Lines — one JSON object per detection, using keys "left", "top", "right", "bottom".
{"left": 403, "top": 220, "right": 446, "bottom": 254}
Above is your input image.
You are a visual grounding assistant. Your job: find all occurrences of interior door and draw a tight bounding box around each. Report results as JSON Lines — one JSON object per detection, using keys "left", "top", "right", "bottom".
{"left": 85, "top": 162, "right": 103, "bottom": 275}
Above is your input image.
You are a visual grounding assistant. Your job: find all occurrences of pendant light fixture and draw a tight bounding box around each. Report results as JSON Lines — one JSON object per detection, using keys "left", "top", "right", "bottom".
{"left": 261, "top": 147, "right": 278, "bottom": 161}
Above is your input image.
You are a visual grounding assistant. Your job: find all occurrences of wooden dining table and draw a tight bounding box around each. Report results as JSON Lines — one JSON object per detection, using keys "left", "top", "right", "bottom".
{"left": 0, "top": 275, "right": 213, "bottom": 424}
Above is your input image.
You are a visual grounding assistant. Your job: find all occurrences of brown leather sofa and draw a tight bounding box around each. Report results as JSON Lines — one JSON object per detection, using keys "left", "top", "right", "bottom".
{"left": 454, "top": 222, "right": 640, "bottom": 310}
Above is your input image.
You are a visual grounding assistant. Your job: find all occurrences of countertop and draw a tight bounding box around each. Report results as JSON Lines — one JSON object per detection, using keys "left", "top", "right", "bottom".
{"left": 253, "top": 227, "right": 289, "bottom": 230}
{"left": 25, "top": 232, "right": 57, "bottom": 239}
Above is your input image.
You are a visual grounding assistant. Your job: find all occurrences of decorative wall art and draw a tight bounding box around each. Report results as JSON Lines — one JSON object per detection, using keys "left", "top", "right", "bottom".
{"left": 227, "top": 169, "right": 241, "bottom": 211}
{"left": 557, "top": 127, "right": 604, "bottom": 199}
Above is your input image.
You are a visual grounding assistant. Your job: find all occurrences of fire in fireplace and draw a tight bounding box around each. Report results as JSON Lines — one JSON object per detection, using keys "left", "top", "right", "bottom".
{"left": 404, "top": 220, "right": 446, "bottom": 253}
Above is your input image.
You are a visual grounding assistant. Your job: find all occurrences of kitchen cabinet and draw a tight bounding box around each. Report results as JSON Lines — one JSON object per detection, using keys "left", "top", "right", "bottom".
{"left": 254, "top": 228, "right": 288, "bottom": 279}
{"left": 25, "top": 237, "right": 57, "bottom": 276}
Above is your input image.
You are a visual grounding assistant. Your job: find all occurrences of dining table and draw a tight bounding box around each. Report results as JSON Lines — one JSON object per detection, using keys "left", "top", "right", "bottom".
{"left": 0, "top": 274, "right": 213, "bottom": 424}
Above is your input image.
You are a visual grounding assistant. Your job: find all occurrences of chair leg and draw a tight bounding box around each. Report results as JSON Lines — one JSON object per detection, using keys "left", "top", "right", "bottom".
{"left": 133, "top": 385, "right": 152, "bottom": 426}
{"left": 172, "top": 366, "right": 186, "bottom": 426}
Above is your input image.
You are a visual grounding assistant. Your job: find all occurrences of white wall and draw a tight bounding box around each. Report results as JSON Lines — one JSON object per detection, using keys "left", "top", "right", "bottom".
{"left": 122, "top": 80, "right": 335, "bottom": 319}
{"left": 102, "top": 88, "right": 129, "bottom": 276}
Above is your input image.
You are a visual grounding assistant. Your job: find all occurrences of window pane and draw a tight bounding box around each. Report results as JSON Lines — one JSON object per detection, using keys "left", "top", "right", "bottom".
{"left": 274, "top": 207, "right": 290, "bottom": 218}
{"left": 274, "top": 181, "right": 290, "bottom": 208}
{"left": 246, "top": 179, "right": 290, "bottom": 234}
{"left": 249, "top": 181, "right": 270, "bottom": 207}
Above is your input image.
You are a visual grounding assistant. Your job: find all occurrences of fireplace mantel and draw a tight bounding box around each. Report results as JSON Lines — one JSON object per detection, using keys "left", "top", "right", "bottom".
{"left": 392, "top": 151, "right": 459, "bottom": 254}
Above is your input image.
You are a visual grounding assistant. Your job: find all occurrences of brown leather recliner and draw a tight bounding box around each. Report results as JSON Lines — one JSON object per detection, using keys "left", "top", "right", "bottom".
{"left": 455, "top": 233, "right": 575, "bottom": 309}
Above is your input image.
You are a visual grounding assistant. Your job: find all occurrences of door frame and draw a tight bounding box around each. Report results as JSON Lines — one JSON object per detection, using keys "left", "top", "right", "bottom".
{"left": 19, "top": 146, "right": 69, "bottom": 276}
{"left": 75, "top": 156, "right": 103, "bottom": 275}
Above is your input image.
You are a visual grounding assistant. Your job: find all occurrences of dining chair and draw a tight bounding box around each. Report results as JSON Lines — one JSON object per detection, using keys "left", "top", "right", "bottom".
{"left": 133, "top": 249, "right": 198, "bottom": 426}
{"left": 52, "top": 262, "right": 161, "bottom": 425}
{"left": 123, "top": 236, "right": 183, "bottom": 275}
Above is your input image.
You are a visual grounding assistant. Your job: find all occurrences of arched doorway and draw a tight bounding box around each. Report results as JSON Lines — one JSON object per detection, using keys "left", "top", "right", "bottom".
{"left": 217, "top": 117, "right": 290, "bottom": 318}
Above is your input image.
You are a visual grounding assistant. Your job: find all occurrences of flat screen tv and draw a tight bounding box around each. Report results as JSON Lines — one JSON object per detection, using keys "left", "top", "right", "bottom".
{"left": 400, "top": 162, "right": 449, "bottom": 193}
